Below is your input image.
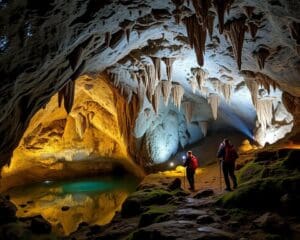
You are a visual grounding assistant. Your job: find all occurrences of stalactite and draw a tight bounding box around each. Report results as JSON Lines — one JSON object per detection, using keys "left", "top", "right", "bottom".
{"left": 212, "top": 0, "right": 231, "bottom": 34}
{"left": 183, "top": 101, "right": 193, "bottom": 122}
{"left": 162, "top": 57, "right": 176, "bottom": 82}
{"left": 137, "top": 81, "right": 146, "bottom": 110}
{"left": 200, "top": 86, "right": 209, "bottom": 97}
{"left": 247, "top": 21, "right": 259, "bottom": 39}
{"left": 152, "top": 85, "right": 161, "bottom": 114}
{"left": 244, "top": 77, "right": 258, "bottom": 108}
{"left": 210, "top": 78, "right": 221, "bottom": 93}
{"left": 227, "top": 0, "right": 235, "bottom": 15}
{"left": 58, "top": 80, "right": 75, "bottom": 114}
{"left": 256, "top": 74, "right": 271, "bottom": 94}
{"left": 243, "top": 6, "right": 255, "bottom": 18}
{"left": 208, "top": 93, "right": 220, "bottom": 120}
{"left": 192, "top": 67, "right": 207, "bottom": 90}
{"left": 151, "top": 57, "right": 161, "bottom": 82}
{"left": 256, "top": 98, "right": 273, "bottom": 130}
{"left": 144, "top": 63, "right": 157, "bottom": 100}
{"left": 192, "top": 0, "right": 211, "bottom": 26}
{"left": 183, "top": 14, "right": 207, "bottom": 66}
{"left": 68, "top": 47, "right": 83, "bottom": 71}
{"left": 189, "top": 77, "right": 199, "bottom": 94}
{"left": 253, "top": 46, "right": 270, "bottom": 70}
{"left": 125, "top": 28, "right": 131, "bottom": 43}
{"left": 172, "top": 84, "right": 184, "bottom": 109}
{"left": 224, "top": 16, "right": 247, "bottom": 70}
{"left": 105, "top": 32, "right": 111, "bottom": 47}
{"left": 207, "top": 12, "right": 215, "bottom": 40}
{"left": 160, "top": 80, "right": 173, "bottom": 106}
{"left": 199, "top": 121, "right": 208, "bottom": 137}
{"left": 221, "top": 83, "right": 232, "bottom": 103}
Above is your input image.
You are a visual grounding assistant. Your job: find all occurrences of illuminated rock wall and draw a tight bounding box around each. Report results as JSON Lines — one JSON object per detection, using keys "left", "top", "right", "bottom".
{"left": 1, "top": 74, "right": 142, "bottom": 189}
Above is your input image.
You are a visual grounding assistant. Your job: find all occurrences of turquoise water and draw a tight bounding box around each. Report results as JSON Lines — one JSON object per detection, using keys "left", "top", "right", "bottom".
{"left": 5, "top": 175, "right": 139, "bottom": 235}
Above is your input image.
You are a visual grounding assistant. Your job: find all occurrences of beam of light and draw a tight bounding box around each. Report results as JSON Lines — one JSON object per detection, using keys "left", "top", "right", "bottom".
{"left": 219, "top": 104, "right": 254, "bottom": 140}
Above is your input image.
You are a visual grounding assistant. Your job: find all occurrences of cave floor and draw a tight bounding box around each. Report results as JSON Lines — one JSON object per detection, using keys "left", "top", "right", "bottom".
{"left": 66, "top": 148, "right": 300, "bottom": 240}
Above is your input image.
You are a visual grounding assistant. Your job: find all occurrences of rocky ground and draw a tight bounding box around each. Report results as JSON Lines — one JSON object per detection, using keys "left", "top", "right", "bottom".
{"left": 65, "top": 148, "right": 300, "bottom": 240}
{"left": 0, "top": 147, "right": 299, "bottom": 240}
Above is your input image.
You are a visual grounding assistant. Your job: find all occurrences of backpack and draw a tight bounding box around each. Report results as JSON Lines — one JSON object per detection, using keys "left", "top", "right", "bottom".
{"left": 190, "top": 156, "right": 198, "bottom": 170}
{"left": 224, "top": 145, "right": 239, "bottom": 163}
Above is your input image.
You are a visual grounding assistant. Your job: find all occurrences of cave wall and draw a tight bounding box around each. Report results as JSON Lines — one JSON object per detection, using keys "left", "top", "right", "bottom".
{"left": 0, "top": 0, "right": 300, "bottom": 169}
{"left": 0, "top": 74, "right": 143, "bottom": 188}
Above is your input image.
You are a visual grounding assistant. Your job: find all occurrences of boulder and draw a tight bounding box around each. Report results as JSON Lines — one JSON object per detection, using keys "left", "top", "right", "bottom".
{"left": 30, "top": 215, "right": 52, "bottom": 234}
{"left": 193, "top": 189, "right": 214, "bottom": 199}
{"left": 253, "top": 212, "right": 288, "bottom": 233}
{"left": 0, "top": 195, "right": 17, "bottom": 224}
{"left": 196, "top": 214, "right": 215, "bottom": 224}
{"left": 175, "top": 208, "right": 207, "bottom": 220}
{"left": 197, "top": 226, "right": 235, "bottom": 239}
{"left": 167, "top": 178, "right": 181, "bottom": 190}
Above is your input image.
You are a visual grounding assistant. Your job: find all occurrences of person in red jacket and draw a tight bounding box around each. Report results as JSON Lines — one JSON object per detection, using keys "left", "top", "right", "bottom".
{"left": 184, "top": 150, "right": 198, "bottom": 191}
{"left": 217, "top": 139, "right": 238, "bottom": 191}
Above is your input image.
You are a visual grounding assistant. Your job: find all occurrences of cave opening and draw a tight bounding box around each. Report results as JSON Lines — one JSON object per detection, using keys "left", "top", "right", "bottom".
{"left": 0, "top": 0, "right": 300, "bottom": 239}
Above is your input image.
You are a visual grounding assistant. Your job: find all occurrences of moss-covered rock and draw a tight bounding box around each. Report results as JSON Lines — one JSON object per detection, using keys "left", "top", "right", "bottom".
{"left": 237, "top": 161, "right": 265, "bottom": 184}
{"left": 138, "top": 205, "right": 175, "bottom": 227}
{"left": 219, "top": 176, "right": 300, "bottom": 209}
{"left": 121, "top": 188, "right": 174, "bottom": 218}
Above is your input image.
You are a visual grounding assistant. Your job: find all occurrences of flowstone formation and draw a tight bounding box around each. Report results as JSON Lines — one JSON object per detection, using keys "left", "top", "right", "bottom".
{"left": 0, "top": 0, "right": 299, "bottom": 171}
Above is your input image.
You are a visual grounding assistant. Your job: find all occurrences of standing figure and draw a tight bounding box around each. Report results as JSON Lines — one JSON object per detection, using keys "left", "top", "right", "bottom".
{"left": 184, "top": 150, "right": 198, "bottom": 191}
{"left": 217, "top": 139, "right": 238, "bottom": 191}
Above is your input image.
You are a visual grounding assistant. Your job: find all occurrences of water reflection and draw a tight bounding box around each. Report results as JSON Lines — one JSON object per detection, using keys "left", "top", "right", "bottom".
{"left": 4, "top": 176, "right": 138, "bottom": 235}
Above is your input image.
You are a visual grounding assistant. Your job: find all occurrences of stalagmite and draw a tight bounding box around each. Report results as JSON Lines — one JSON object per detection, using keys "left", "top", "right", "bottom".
{"left": 208, "top": 93, "right": 220, "bottom": 120}
{"left": 183, "top": 101, "right": 193, "bottom": 122}
{"left": 256, "top": 98, "right": 273, "bottom": 130}
{"left": 183, "top": 14, "right": 207, "bottom": 66}
{"left": 172, "top": 84, "right": 184, "bottom": 109}
{"left": 247, "top": 21, "right": 259, "bottom": 39}
{"left": 162, "top": 57, "right": 176, "bottom": 82}
{"left": 244, "top": 77, "right": 258, "bottom": 107}
{"left": 152, "top": 85, "right": 161, "bottom": 114}
{"left": 253, "top": 46, "right": 270, "bottom": 70}
{"left": 105, "top": 32, "right": 111, "bottom": 47}
{"left": 221, "top": 83, "right": 232, "bottom": 103}
{"left": 151, "top": 57, "right": 161, "bottom": 82}
{"left": 160, "top": 80, "right": 173, "bottom": 105}
{"left": 224, "top": 17, "right": 247, "bottom": 70}
{"left": 212, "top": 0, "right": 231, "bottom": 34}
{"left": 198, "top": 121, "right": 208, "bottom": 137}
{"left": 243, "top": 6, "right": 255, "bottom": 18}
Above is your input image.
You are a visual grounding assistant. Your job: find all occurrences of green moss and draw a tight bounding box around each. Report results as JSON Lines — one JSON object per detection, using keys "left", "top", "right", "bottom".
{"left": 129, "top": 188, "right": 174, "bottom": 205}
{"left": 138, "top": 204, "right": 175, "bottom": 227}
{"left": 237, "top": 161, "right": 264, "bottom": 184}
{"left": 219, "top": 175, "right": 300, "bottom": 209}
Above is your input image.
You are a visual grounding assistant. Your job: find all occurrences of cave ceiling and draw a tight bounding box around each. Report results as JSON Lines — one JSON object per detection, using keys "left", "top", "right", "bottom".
{"left": 0, "top": 0, "right": 300, "bottom": 166}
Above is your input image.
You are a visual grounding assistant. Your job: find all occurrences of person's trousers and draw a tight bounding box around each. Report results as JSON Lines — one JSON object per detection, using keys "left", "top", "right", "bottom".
{"left": 222, "top": 161, "right": 237, "bottom": 189}
{"left": 186, "top": 168, "right": 195, "bottom": 190}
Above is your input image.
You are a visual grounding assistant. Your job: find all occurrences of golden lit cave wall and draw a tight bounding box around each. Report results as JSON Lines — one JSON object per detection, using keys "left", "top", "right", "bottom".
{"left": 1, "top": 74, "right": 142, "bottom": 189}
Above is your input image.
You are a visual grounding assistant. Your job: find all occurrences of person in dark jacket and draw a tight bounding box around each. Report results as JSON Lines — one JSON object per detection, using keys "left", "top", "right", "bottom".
{"left": 184, "top": 150, "right": 198, "bottom": 191}
{"left": 217, "top": 139, "right": 238, "bottom": 191}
